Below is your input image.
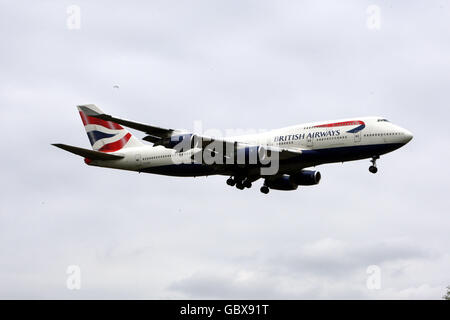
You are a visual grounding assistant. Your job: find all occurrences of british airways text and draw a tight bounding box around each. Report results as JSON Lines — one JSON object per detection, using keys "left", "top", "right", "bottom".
{"left": 274, "top": 130, "right": 341, "bottom": 142}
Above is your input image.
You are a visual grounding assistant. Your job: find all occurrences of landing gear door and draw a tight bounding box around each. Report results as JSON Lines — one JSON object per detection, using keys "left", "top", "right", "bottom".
{"left": 354, "top": 132, "right": 361, "bottom": 143}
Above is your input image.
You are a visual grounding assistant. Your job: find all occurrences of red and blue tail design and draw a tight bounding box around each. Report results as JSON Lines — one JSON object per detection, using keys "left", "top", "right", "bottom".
{"left": 77, "top": 104, "right": 143, "bottom": 152}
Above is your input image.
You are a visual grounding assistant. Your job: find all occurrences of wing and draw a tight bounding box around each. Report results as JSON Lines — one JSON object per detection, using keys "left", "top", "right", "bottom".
{"left": 197, "top": 136, "right": 303, "bottom": 161}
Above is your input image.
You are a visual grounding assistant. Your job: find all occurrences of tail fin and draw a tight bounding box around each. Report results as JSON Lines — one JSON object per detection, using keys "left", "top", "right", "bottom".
{"left": 77, "top": 104, "right": 144, "bottom": 152}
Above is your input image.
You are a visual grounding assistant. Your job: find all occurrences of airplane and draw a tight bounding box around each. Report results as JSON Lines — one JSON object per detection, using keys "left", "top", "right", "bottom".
{"left": 53, "top": 104, "right": 413, "bottom": 194}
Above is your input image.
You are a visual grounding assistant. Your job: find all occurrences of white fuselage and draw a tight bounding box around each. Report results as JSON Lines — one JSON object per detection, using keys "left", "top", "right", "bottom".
{"left": 87, "top": 116, "right": 413, "bottom": 177}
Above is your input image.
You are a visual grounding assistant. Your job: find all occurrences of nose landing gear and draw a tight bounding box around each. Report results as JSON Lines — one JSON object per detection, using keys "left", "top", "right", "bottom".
{"left": 369, "top": 156, "right": 379, "bottom": 174}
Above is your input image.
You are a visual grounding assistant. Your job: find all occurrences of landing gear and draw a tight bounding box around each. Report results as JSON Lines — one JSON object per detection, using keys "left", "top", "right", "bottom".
{"left": 226, "top": 177, "right": 236, "bottom": 186}
{"left": 236, "top": 181, "right": 245, "bottom": 190}
{"left": 369, "top": 156, "right": 379, "bottom": 174}
{"left": 236, "top": 180, "right": 252, "bottom": 190}
{"left": 227, "top": 176, "right": 255, "bottom": 190}
{"left": 260, "top": 185, "right": 270, "bottom": 194}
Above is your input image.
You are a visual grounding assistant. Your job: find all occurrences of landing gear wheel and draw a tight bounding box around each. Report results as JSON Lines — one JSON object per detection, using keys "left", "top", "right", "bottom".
{"left": 243, "top": 180, "right": 252, "bottom": 188}
{"left": 236, "top": 182, "right": 245, "bottom": 190}
{"left": 226, "top": 177, "right": 236, "bottom": 186}
{"left": 260, "top": 186, "right": 270, "bottom": 194}
{"left": 369, "top": 156, "right": 379, "bottom": 174}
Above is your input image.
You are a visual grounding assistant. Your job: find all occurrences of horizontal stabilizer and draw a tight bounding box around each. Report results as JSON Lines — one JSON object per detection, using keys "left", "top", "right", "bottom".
{"left": 52, "top": 143, "right": 124, "bottom": 160}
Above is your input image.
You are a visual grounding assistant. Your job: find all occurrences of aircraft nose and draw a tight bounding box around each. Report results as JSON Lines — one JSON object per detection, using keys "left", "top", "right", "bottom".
{"left": 403, "top": 129, "right": 413, "bottom": 144}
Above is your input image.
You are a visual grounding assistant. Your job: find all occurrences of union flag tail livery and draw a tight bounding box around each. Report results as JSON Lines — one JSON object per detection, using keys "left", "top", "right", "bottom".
{"left": 77, "top": 104, "right": 143, "bottom": 152}
{"left": 53, "top": 104, "right": 413, "bottom": 194}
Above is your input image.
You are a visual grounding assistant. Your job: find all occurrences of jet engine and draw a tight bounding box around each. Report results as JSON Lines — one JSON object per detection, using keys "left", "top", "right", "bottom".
{"left": 264, "top": 175, "right": 298, "bottom": 191}
{"left": 264, "top": 170, "right": 321, "bottom": 191}
{"left": 290, "top": 170, "right": 321, "bottom": 186}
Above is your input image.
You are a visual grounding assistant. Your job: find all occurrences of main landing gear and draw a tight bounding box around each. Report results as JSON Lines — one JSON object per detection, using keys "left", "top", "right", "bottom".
{"left": 369, "top": 156, "right": 379, "bottom": 174}
{"left": 227, "top": 176, "right": 269, "bottom": 194}
{"left": 260, "top": 185, "right": 270, "bottom": 194}
{"left": 226, "top": 177, "right": 252, "bottom": 190}
{"left": 226, "top": 177, "right": 236, "bottom": 186}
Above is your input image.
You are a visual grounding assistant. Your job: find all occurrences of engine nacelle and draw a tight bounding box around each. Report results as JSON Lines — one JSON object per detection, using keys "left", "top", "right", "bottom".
{"left": 265, "top": 175, "right": 298, "bottom": 191}
{"left": 264, "top": 170, "right": 321, "bottom": 191}
{"left": 290, "top": 170, "right": 321, "bottom": 186}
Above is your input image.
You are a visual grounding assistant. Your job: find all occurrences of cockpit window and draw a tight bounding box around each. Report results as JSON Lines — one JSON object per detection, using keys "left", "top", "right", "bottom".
{"left": 377, "top": 119, "right": 390, "bottom": 122}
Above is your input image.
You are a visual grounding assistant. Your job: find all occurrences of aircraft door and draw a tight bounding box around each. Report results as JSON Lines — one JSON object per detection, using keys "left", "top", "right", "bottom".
{"left": 306, "top": 135, "right": 313, "bottom": 148}
{"left": 135, "top": 153, "right": 141, "bottom": 169}
{"left": 354, "top": 132, "right": 361, "bottom": 143}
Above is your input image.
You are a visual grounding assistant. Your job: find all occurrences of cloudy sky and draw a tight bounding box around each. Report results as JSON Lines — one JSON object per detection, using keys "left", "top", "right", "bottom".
{"left": 1, "top": 0, "right": 449, "bottom": 299}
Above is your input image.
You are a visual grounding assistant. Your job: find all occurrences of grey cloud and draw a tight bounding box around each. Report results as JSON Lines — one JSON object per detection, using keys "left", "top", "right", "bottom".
{"left": 168, "top": 238, "right": 438, "bottom": 299}
{"left": 269, "top": 238, "right": 431, "bottom": 277}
